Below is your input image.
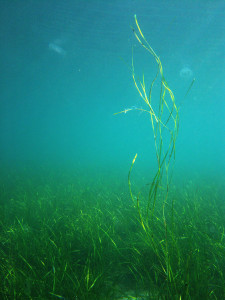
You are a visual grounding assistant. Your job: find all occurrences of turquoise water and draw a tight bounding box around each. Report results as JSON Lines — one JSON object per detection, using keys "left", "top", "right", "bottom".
{"left": 0, "top": 1, "right": 224, "bottom": 299}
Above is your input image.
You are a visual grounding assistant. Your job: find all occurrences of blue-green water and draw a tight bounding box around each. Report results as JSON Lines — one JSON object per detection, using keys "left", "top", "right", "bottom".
{"left": 1, "top": 0, "right": 224, "bottom": 173}
{"left": 0, "top": 1, "right": 224, "bottom": 299}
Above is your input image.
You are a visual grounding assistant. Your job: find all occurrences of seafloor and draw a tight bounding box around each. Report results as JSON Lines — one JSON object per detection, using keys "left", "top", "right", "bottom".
{"left": 0, "top": 166, "right": 224, "bottom": 299}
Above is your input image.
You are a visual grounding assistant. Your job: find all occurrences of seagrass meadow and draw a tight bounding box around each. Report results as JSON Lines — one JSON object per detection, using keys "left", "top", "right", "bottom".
{"left": 0, "top": 2, "right": 225, "bottom": 300}
{"left": 0, "top": 165, "right": 224, "bottom": 299}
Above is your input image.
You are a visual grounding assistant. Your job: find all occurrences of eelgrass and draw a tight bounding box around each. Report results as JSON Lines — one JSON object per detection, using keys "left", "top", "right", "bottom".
{"left": 0, "top": 167, "right": 225, "bottom": 299}
{"left": 115, "top": 15, "right": 180, "bottom": 296}
{"left": 0, "top": 16, "right": 224, "bottom": 300}
{"left": 115, "top": 15, "right": 225, "bottom": 299}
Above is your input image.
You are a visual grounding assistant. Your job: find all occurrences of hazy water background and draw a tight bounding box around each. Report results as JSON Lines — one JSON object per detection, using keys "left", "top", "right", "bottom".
{"left": 0, "top": 0, "right": 224, "bottom": 185}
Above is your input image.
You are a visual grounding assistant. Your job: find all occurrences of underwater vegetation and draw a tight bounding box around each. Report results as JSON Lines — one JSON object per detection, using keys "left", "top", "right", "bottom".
{"left": 0, "top": 16, "right": 224, "bottom": 300}
{"left": 0, "top": 168, "right": 224, "bottom": 300}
